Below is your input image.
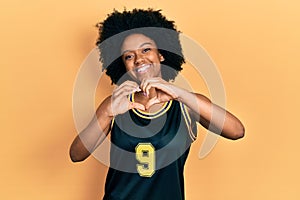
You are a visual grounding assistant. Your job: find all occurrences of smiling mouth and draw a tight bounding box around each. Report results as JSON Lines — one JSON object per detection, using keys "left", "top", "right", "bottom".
{"left": 135, "top": 64, "right": 151, "bottom": 73}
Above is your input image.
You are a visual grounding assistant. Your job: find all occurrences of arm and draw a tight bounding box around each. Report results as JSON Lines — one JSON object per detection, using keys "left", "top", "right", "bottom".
{"left": 178, "top": 92, "right": 245, "bottom": 140}
{"left": 69, "top": 81, "right": 144, "bottom": 162}
{"left": 141, "top": 77, "right": 245, "bottom": 140}
{"left": 69, "top": 96, "right": 113, "bottom": 162}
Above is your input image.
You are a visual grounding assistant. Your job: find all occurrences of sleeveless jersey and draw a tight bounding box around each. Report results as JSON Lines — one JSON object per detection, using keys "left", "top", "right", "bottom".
{"left": 103, "top": 95, "right": 197, "bottom": 200}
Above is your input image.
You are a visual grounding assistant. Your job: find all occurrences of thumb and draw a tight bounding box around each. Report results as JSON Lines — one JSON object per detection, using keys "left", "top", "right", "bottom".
{"left": 129, "top": 102, "right": 146, "bottom": 111}
{"left": 145, "top": 98, "right": 160, "bottom": 110}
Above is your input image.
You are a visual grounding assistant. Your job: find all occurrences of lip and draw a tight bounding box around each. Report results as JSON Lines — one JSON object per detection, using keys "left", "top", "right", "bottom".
{"left": 135, "top": 64, "right": 151, "bottom": 73}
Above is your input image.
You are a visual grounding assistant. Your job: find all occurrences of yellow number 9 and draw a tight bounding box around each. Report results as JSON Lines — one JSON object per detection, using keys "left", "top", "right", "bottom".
{"left": 135, "top": 143, "right": 155, "bottom": 177}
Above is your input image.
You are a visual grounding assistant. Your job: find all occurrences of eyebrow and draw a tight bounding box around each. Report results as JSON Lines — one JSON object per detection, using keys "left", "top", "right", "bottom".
{"left": 121, "top": 42, "right": 154, "bottom": 55}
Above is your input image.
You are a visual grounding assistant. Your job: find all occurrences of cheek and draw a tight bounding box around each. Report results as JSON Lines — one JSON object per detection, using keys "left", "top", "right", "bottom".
{"left": 149, "top": 53, "right": 161, "bottom": 63}
{"left": 124, "top": 61, "right": 133, "bottom": 71}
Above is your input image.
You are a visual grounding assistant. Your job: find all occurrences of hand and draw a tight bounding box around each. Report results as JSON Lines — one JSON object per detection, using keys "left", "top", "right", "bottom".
{"left": 110, "top": 81, "right": 145, "bottom": 116}
{"left": 140, "top": 77, "right": 180, "bottom": 110}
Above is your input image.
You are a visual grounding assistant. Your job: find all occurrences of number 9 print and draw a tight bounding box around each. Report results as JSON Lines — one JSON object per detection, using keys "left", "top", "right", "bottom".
{"left": 135, "top": 143, "right": 156, "bottom": 177}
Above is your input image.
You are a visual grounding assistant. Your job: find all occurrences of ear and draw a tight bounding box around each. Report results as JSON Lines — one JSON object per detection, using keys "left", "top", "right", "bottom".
{"left": 159, "top": 54, "right": 165, "bottom": 62}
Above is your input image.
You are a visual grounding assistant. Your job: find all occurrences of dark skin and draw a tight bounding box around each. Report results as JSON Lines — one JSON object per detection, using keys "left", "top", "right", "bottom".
{"left": 69, "top": 33, "right": 244, "bottom": 162}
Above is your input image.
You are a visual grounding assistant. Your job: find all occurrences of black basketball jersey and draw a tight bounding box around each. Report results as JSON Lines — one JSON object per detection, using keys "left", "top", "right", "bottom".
{"left": 103, "top": 94, "right": 197, "bottom": 200}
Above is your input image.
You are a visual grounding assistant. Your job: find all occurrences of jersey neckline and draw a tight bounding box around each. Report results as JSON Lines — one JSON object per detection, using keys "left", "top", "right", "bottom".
{"left": 129, "top": 93, "right": 173, "bottom": 119}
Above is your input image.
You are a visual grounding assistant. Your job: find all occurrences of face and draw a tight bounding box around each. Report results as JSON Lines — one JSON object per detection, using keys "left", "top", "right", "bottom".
{"left": 121, "top": 33, "right": 164, "bottom": 82}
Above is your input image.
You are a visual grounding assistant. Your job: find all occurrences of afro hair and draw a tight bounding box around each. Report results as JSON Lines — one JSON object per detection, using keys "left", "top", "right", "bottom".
{"left": 96, "top": 8, "right": 185, "bottom": 84}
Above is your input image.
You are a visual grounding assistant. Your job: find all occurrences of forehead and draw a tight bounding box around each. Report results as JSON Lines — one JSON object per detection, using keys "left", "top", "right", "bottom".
{"left": 121, "top": 33, "right": 157, "bottom": 52}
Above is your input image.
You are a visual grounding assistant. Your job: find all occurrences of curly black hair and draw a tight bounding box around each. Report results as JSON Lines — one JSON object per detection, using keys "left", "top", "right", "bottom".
{"left": 96, "top": 8, "right": 185, "bottom": 84}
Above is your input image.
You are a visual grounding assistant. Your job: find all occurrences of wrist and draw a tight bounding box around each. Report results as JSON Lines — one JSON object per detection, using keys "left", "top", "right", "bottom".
{"left": 174, "top": 87, "right": 188, "bottom": 102}
{"left": 97, "top": 96, "right": 114, "bottom": 118}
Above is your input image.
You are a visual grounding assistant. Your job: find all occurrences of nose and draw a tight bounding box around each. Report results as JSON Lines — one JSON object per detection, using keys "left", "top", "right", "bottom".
{"left": 134, "top": 52, "right": 144, "bottom": 65}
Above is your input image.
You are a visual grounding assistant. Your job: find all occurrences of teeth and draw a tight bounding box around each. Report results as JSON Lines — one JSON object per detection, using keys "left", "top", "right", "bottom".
{"left": 136, "top": 64, "right": 150, "bottom": 73}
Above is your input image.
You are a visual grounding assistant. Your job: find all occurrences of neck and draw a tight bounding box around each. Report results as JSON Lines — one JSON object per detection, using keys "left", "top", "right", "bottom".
{"left": 147, "top": 87, "right": 157, "bottom": 99}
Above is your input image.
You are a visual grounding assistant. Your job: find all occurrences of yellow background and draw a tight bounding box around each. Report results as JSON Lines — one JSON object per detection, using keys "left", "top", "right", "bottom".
{"left": 1, "top": 0, "right": 299, "bottom": 199}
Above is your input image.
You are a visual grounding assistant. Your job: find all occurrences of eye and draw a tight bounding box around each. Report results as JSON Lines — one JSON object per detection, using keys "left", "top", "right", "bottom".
{"left": 124, "top": 54, "right": 134, "bottom": 60}
{"left": 142, "top": 47, "right": 151, "bottom": 53}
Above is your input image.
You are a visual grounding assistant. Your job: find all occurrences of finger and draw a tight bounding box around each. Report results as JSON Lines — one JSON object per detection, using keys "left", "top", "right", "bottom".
{"left": 143, "top": 81, "right": 160, "bottom": 97}
{"left": 113, "top": 88, "right": 140, "bottom": 100}
{"left": 140, "top": 78, "right": 157, "bottom": 91}
{"left": 122, "top": 80, "right": 140, "bottom": 86}
{"left": 145, "top": 97, "right": 160, "bottom": 110}
{"left": 115, "top": 80, "right": 140, "bottom": 93}
{"left": 140, "top": 78, "right": 147, "bottom": 93}
{"left": 147, "top": 81, "right": 178, "bottom": 99}
{"left": 140, "top": 78, "right": 158, "bottom": 96}
{"left": 113, "top": 83, "right": 141, "bottom": 97}
{"left": 128, "top": 102, "right": 145, "bottom": 111}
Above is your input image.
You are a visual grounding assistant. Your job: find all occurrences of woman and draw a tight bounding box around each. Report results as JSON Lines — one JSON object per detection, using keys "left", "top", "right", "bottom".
{"left": 70, "top": 8, "right": 244, "bottom": 200}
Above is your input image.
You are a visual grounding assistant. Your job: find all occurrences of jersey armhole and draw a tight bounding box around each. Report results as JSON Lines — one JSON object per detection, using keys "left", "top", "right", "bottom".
{"left": 180, "top": 102, "right": 197, "bottom": 141}
{"left": 110, "top": 117, "right": 115, "bottom": 129}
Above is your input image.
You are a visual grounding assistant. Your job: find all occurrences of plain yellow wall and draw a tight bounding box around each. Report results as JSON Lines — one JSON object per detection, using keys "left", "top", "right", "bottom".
{"left": 1, "top": 0, "right": 299, "bottom": 199}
